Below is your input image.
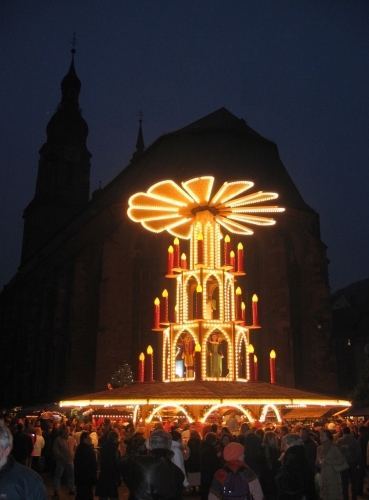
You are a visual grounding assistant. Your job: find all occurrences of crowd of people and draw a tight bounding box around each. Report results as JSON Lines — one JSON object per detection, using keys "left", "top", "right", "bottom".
{"left": 1, "top": 412, "right": 369, "bottom": 499}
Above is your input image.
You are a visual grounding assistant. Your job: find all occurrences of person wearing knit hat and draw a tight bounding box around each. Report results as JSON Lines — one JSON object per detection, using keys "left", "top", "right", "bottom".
{"left": 208, "top": 442, "right": 264, "bottom": 500}
{"left": 223, "top": 442, "right": 244, "bottom": 461}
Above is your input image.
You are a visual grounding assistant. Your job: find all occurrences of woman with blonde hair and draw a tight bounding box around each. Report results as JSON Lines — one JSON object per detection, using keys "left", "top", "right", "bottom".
{"left": 32, "top": 427, "right": 45, "bottom": 472}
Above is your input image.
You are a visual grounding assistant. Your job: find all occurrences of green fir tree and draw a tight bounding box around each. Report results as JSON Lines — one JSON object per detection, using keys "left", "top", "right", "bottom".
{"left": 110, "top": 361, "right": 134, "bottom": 388}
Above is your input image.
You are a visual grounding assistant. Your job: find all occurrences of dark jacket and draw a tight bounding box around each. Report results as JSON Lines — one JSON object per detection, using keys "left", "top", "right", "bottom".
{"left": 95, "top": 440, "right": 121, "bottom": 498}
{"left": 275, "top": 445, "right": 317, "bottom": 500}
{"left": 119, "top": 448, "right": 184, "bottom": 500}
{"left": 74, "top": 441, "right": 97, "bottom": 487}
{"left": 242, "top": 430, "right": 263, "bottom": 475}
{"left": 12, "top": 430, "right": 33, "bottom": 463}
{"left": 200, "top": 441, "right": 222, "bottom": 499}
{"left": 0, "top": 455, "right": 48, "bottom": 500}
{"left": 185, "top": 436, "right": 202, "bottom": 473}
{"left": 259, "top": 445, "right": 281, "bottom": 498}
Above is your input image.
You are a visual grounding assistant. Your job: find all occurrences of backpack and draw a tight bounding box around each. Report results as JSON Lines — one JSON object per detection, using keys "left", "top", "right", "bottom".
{"left": 222, "top": 466, "right": 252, "bottom": 500}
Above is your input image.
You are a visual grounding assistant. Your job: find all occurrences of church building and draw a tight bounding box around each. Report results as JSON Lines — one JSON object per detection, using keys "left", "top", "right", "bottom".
{"left": 0, "top": 50, "right": 338, "bottom": 407}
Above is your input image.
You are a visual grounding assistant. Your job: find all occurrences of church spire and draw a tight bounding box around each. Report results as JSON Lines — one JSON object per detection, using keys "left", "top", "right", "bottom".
{"left": 21, "top": 38, "right": 91, "bottom": 265}
{"left": 131, "top": 111, "right": 145, "bottom": 162}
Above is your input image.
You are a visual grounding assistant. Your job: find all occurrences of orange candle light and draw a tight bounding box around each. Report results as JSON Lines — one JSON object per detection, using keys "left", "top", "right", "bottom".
{"left": 248, "top": 344, "right": 255, "bottom": 381}
{"left": 154, "top": 297, "right": 160, "bottom": 328}
{"left": 195, "top": 343, "right": 201, "bottom": 381}
{"left": 196, "top": 284, "right": 203, "bottom": 319}
{"left": 181, "top": 253, "right": 187, "bottom": 269}
{"left": 235, "top": 287, "right": 242, "bottom": 320}
{"left": 161, "top": 289, "right": 168, "bottom": 322}
{"left": 174, "top": 304, "right": 178, "bottom": 323}
{"left": 270, "top": 350, "right": 276, "bottom": 384}
{"left": 237, "top": 242, "right": 244, "bottom": 272}
{"left": 173, "top": 238, "right": 180, "bottom": 268}
{"left": 241, "top": 301, "right": 246, "bottom": 323}
{"left": 197, "top": 233, "right": 204, "bottom": 264}
{"left": 230, "top": 250, "right": 235, "bottom": 271}
{"left": 138, "top": 352, "right": 145, "bottom": 382}
{"left": 167, "top": 245, "right": 174, "bottom": 274}
{"left": 252, "top": 294, "right": 259, "bottom": 326}
{"left": 254, "top": 355, "right": 258, "bottom": 381}
{"left": 145, "top": 345, "right": 154, "bottom": 382}
{"left": 224, "top": 235, "right": 231, "bottom": 266}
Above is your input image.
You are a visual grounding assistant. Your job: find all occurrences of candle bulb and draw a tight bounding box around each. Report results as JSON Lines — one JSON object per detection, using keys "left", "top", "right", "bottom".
{"left": 241, "top": 302, "right": 246, "bottom": 323}
{"left": 254, "top": 355, "right": 258, "bottom": 381}
{"left": 196, "top": 284, "right": 203, "bottom": 319}
{"left": 161, "top": 289, "right": 168, "bottom": 323}
{"left": 181, "top": 253, "right": 187, "bottom": 269}
{"left": 224, "top": 235, "right": 231, "bottom": 266}
{"left": 167, "top": 245, "right": 174, "bottom": 275}
{"left": 173, "top": 238, "right": 180, "bottom": 268}
{"left": 270, "top": 350, "right": 276, "bottom": 384}
{"left": 248, "top": 344, "right": 255, "bottom": 381}
{"left": 237, "top": 242, "right": 244, "bottom": 272}
{"left": 235, "top": 287, "right": 242, "bottom": 320}
{"left": 145, "top": 345, "right": 154, "bottom": 382}
{"left": 154, "top": 297, "right": 160, "bottom": 328}
{"left": 138, "top": 352, "right": 145, "bottom": 382}
{"left": 174, "top": 304, "right": 178, "bottom": 323}
{"left": 230, "top": 250, "right": 235, "bottom": 271}
{"left": 252, "top": 294, "right": 259, "bottom": 326}
{"left": 195, "top": 343, "right": 201, "bottom": 381}
{"left": 197, "top": 233, "right": 204, "bottom": 264}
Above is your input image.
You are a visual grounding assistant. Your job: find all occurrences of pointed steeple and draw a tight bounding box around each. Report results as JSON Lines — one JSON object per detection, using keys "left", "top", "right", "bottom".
{"left": 131, "top": 112, "right": 145, "bottom": 162}
{"left": 21, "top": 38, "right": 91, "bottom": 265}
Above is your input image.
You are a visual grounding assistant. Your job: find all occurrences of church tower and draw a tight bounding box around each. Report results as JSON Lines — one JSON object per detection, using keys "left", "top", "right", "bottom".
{"left": 21, "top": 45, "right": 91, "bottom": 264}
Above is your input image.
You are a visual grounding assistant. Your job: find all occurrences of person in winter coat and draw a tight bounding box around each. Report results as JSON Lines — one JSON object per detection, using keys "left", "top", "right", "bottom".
{"left": 170, "top": 430, "right": 190, "bottom": 488}
{"left": 336, "top": 426, "right": 360, "bottom": 500}
{"left": 74, "top": 431, "right": 97, "bottom": 500}
{"left": 238, "top": 423, "right": 263, "bottom": 476}
{"left": 32, "top": 426, "right": 45, "bottom": 471}
{"left": 95, "top": 430, "right": 121, "bottom": 500}
{"left": 52, "top": 424, "right": 77, "bottom": 496}
{"left": 316, "top": 429, "right": 348, "bottom": 500}
{"left": 185, "top": 429, "right": 202, "bottom": 494}
{"left": 208, "top": 441, "right": 264, "bottom": 500}
{"left": 259, "top": 431, "right": 281, "bottom": 500}
{"left": 0, "top": 423, "right": 48, "bottom": 500}
{"left": 357, "top": 425, "right": 369, "bottom": 495}
{"left": 275, "top": 433, "right": 317, "bottom": 500}
{"left": 200, "top": 432, "right": 222, "bottom": 500}
{"left": 119, "top": 429, "right": 184, "bottom": 500}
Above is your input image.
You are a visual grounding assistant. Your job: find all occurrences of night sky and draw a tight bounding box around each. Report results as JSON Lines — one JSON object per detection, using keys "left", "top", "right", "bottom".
{"left": 1, "top": 1, "right": 368, "bottom": 292}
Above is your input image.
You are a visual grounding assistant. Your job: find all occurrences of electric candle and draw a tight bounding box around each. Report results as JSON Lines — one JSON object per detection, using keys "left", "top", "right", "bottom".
{"left": 235, "top": 287, "right": 242, "bottom": 320}
{"left": 241, "top": 302, "right": 246, "bottom": 323}
{"left": 254, "top": 355, "right": 258, "bottom": 381}
{"left": 237, "top": 242, "right": 244, "bottom": 272}
{"left": 195, "top": 344, "right": 201, "bottom": 381}
{"left": 174, "top": 304, "right": 178, "bottom": 323}
{"left": 230, "top": 251, "right": 235, "bottom": 271}
{"left": 224, "top": 235, "right": 231, "bottom": 266}
{"left": 252, "top": 294, "right": 259, "bottom": 326}
{"left": 167, "top": 245, "right": 174, "bottom": 275}
{"left": 197, "top": 233, "right": 204, "bottom": 264}
{"left": 173, "top": 238, "right": 180, "bottom": 268}
{"left": 146, "top": 345, "right": 154, "bottom": 382}
{"left": 154, "top": 298, "right": 160, "bottom": 328}
{"left": 270, "top": 350, "right": 276, "bottom": 384}
{"left": 248, "top": 344, "right": 255, "bottom": 381}
{"left": 161, "top": 289, "right": 168, "bottom": 323}
{"left": 196, "top": 284, "right": 203, "bottom": 319}
{"left": 138, "top": 352, "right": 145, "bottom": 382}
{"left": 181, "top": 253, "right": 187, "bottom": 269}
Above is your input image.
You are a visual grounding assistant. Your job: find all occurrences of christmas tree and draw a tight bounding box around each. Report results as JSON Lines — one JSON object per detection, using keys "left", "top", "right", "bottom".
{"left": 110, "top": 361, "right": 134, "bottom": 388}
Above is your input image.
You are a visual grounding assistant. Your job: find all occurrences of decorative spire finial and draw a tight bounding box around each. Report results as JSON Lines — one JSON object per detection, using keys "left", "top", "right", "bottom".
{"left": 135, "top": 111, "right": 145, "bottom": 154}
{"left": 71, "top": 32, "right": 77, "bottom": 54}
{"left": 138, "top": 110, "right": 144, "bottom": 124}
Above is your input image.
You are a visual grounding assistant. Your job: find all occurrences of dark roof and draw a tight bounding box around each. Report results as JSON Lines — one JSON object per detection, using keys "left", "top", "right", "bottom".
{"left": 110, "top": 107, "right": 312, "bottom": 213}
